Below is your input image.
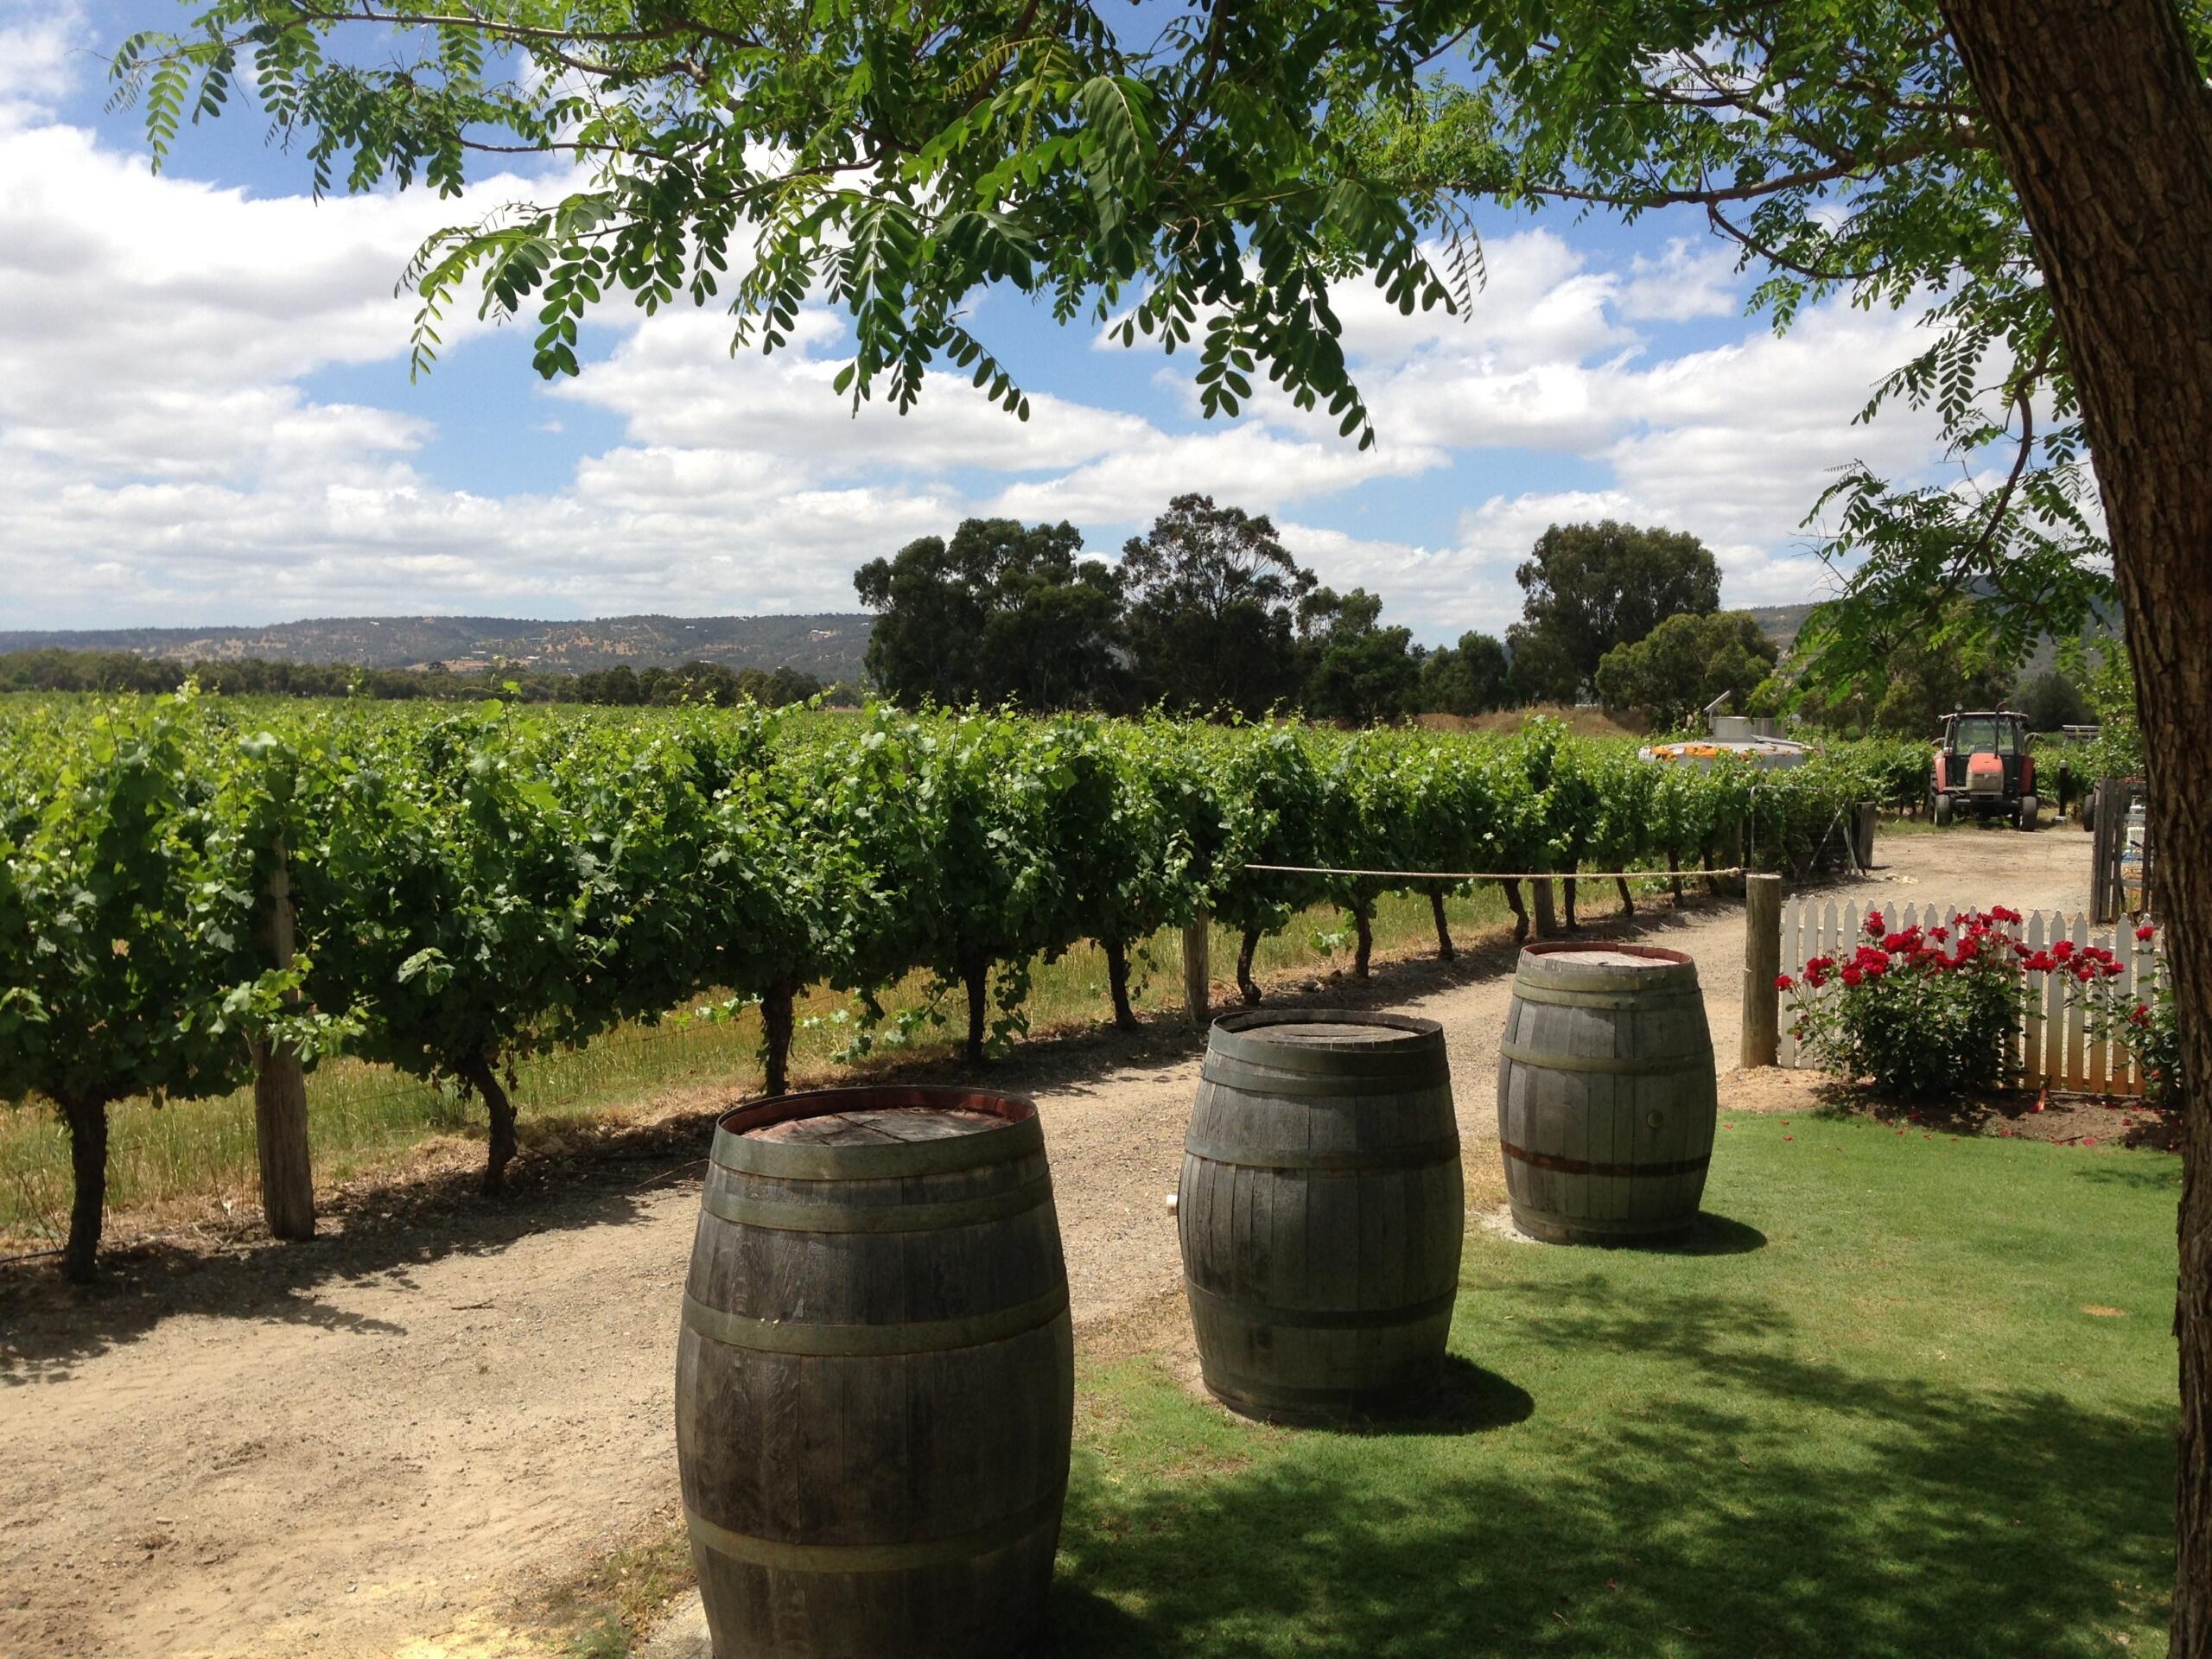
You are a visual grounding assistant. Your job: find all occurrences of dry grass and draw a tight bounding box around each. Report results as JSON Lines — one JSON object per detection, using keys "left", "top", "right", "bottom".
{"left": 1416, "top": 704, "right": 1648, "bottom": 739}
{"left": 0, "top": 882, "right": 1563, "bottom": 1246}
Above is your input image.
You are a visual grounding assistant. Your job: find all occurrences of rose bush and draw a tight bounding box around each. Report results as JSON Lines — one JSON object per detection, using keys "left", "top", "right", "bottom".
{"left": 1785, "top": 906, "right": 2176, "bottom": 1106}
{"left": 1784, "top": 907, "right": 2034, "bottom": 1097}
{"left": 2068, "top": 921, "right": 2183, "bottom": 1112}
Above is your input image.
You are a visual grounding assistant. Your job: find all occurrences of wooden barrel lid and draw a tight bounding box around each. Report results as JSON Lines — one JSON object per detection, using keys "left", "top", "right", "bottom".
{"left": 1515, "top": 941, "right": 1700, "bottom": 995}
{"left": 747, "top": 1107, "right": 1003, "bottom": 1147}
{"left": 712, "top": 1085, "right": 1041, "bottom": 1179}
{"left": 1204, "top": 1009, "right": 1447, "bottom": 1094}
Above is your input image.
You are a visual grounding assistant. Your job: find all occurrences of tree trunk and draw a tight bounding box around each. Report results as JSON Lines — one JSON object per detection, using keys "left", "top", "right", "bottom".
{"left": 1668, "top": 848, "right": 1685, "bottom": 906}
{"left": 1237, "top": 926, "right": 1263, "bottom": 1006}
{"left": 60, "top": 1095, "right": 109, "bottom": 1285}
{"left": 1531, "top": 874, "right": 1558, "bottom": 938}
{"left": 1616, "top": 876, "right": 1636, "bottom": 918}
{"left": 462, "top": 1061, "right": 518, "bottom": 1197}
{"left": 1428, "top": 887, "right": 1455, "bottom": 961}
{"left": 1352, "top": 906, "right": 1374, "bottom": 978}
{"left": 1700, "top": 843, "right": 1719, "bottom": 898}
{"left": 1939, "top": 6, "right": 2212, "bottom": 1648}
{"left": 250, "top": 1037, "right": 315, "bottom": 1241}
{"left": 252, "top": 837, "right": 315, "bottom": 1241}
{"left": 962, "top": 954, "right": 988, "bottom": 1065}
{"left": 1103, "top": 937, "right": 1139, "bottom": 1032}
{"left": 1502, "top": 879, "right": 1529, "bottom": 943}
{"left": 760, "top": 977, "right": 798, "bottom": 1096}
{"left": 1562, "top": 874, "right": 1581, "bottom": 932}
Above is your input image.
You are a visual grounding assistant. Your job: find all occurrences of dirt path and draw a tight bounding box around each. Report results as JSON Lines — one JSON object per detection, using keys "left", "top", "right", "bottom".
{"left": 0, "top": 823, "right": 2094, "bottom": 1659}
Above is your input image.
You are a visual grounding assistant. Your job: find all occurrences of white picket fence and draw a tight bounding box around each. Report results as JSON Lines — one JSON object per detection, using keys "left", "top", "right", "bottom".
{"left": 1777, "top": 898, "right": 2162, "bottom": 1094}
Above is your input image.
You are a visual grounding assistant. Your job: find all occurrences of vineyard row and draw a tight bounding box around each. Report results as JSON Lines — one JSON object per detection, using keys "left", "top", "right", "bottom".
{"left": 0, "top": 693, "right": 1891, "bottom": 1278}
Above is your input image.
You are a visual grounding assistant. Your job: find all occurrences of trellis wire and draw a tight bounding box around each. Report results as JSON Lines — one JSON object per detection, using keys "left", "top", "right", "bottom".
{"left": 1243, "top": 863, "right": 1746, "bottom": 881}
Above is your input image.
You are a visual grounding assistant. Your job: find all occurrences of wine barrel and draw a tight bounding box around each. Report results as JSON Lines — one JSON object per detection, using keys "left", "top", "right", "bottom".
{"left": 1496, "top": 944, "right": 1717, "bottom": 1245}
{"left": 1179, "top": 1012, "right": 1464, "bottom": 1424}
{"left": 675, "top": 1085, "right": 1073, "bottom": 1659}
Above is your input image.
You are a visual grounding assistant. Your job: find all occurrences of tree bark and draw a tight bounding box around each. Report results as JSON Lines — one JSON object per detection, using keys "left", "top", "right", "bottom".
{"left": 1562, "top": 874, "right": 1581, "bottom": 932}
{"left": 1939, "top": 5, "right": 2212, "bottom": 1648}
{"left": 1616, "top": 876, "right": 1636, "bottom": 918}
{"left": 1103, "top": 937, "right": 1139, "bottom": 1032}
{"left": 962, "top": 954, "right": 989, "bottom": 1065}
{"left": 1428, "top": 887, "right": 1455, "bottom": 961}
{"left": 1668, "top": 848, "right": 1685, "bottom": 906}
{"left": 760, "top": 977, "right": 798, "bottom": 1096}
{"left": 1530, "top": 874, "right": 1559, "bottom": 938}
{"left": 252, "top": 837, "right": 315, "bottom": 1241}
{"left": 1502, "top": 878, "right": 1530, "bottom": 943}
{"left": 1352, "top": 905, "right": 1374, "bottom": 978}
{"left": 1237, "top": 926, "right": 1264, "bottom": 1006}
{"left": 60, "top": 1095, "right": 109, "bottom": 1284}
{"left": 461, "top": 1061, "right": 518, "bottom": 1197}
{"left": 250, "top": 1038, "right": 315, "bottom": 1241}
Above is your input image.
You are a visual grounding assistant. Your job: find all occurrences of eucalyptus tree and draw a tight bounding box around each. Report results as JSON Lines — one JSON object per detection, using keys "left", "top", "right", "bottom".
{"left": 115, "top": 0, "right": 2212, "bottom": 1637}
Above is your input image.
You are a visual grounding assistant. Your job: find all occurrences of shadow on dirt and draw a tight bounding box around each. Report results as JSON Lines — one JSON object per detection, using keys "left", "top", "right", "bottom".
{"left": 2, "top": 887, "right": 1771, "bottom": 1381}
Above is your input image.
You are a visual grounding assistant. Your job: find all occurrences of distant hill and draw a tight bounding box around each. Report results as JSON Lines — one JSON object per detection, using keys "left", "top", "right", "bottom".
{"left": 0, "top": 613, "right": 876, "bottom": 684}
{"left": 1740, "top": 603, "right": 1819, "bottom": 648}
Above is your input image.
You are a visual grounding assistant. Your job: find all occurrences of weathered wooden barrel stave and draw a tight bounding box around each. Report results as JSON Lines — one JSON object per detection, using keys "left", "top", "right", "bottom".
{"left": 1179, "top": 1012, "right": 1464, "bottom": 1423}
{"left": 1496, "top": 944, "right": 1718, "bottom": 1244}
{"left": 676, "top": 1085, "right": 1073, "bottom": 1659}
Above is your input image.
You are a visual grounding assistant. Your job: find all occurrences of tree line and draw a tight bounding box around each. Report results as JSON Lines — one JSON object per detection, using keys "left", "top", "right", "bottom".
{"left": 856, "top": 500, "right": 1789, "bottom": 726}
{"left": 0, "top": 647, "right": 856, "bottom": 709}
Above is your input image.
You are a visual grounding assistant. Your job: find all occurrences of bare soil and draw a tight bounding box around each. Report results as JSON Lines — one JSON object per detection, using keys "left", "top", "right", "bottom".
{"left": 0, "top": 819, "right": 2105, "bottom": 1659}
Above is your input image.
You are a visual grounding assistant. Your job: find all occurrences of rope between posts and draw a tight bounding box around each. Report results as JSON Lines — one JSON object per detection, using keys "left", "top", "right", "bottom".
{"left": 1242, "top": 863, "right": 1748, "bottom": 882}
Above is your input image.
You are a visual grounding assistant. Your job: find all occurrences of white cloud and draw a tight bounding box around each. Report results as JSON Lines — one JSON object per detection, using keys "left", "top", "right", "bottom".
{"left": 0, "top": 0, "right": 86, "bottom": 129}
{"left": 1615, "top": 238, "right": 1745, "bottom": 322}
{"left": 0, "top": 103, "right": 1971, "bottom": 639}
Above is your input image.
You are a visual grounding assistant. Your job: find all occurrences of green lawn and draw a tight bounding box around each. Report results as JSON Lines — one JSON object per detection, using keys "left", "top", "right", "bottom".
{"left": 1053, "top": 1117, "right": 2179, "bottom": 1658}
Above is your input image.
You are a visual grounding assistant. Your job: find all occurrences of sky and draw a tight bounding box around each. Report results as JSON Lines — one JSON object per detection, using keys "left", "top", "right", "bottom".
{"left": 0, "top": 0, "right": 1961, "bottom": 647}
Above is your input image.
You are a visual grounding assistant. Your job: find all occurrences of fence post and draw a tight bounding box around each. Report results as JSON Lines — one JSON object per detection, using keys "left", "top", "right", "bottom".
{"left": 254, "top": 837, "right": 315, "bottom": 1241}
{"left": 1741, "top": 874, "right": 1783, "bottom": 1069}
{"left": 1182, "top": 908, "right": 1211, "bottom": 1033}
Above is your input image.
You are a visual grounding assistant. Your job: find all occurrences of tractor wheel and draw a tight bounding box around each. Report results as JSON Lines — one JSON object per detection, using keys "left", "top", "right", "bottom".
{"left": 1933, "top": 791, "right": 1954, "bottom": 827}
{"left": 2018, "top": 794, "right": 2039, "bottom": 832}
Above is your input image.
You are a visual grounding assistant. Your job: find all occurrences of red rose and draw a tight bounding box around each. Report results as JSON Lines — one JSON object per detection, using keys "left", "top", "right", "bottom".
{"left": 1865, "top": 910, "right": 1885, "bottom": 937}
{"left": 2051, "top": 938, "right": 2075, "bottom": 962}
{"left": 1841, "top": 965, "right": 1864, "bottom": 988}
{"left": 1775, "top": 974, "right": 1795, "bottom": 991}
{"left": 2135, "top": 924, "right": 2157, "bottom": 942}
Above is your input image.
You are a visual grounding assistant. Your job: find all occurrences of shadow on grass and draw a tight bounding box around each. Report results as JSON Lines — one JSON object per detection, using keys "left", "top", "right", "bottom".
{"left": 1326, "top": 1356, "right": 1537, "bottom": 1440}
{"left": 1051, "top": 1285, "right": 2174, "bottom": 1657}
{"left": 1554, "top": 1211, "right": 1770, "bottom": 1258}
{"left": 2073, "top": 1159, "right": 2186, "bottom": 1192}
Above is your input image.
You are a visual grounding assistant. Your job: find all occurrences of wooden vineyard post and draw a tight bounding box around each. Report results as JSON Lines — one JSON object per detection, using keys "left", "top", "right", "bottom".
{"left": 1529, "top": 868, "right": 1559, "bottom": 938}
{"left": 1741, "top": 874, "right": 1783, "bottom": 1069}
{"left": 253, "top": 838, "right": 315, "bottom": 1241}
{"left": 1182, "top": 908, "right": 1211, "bottom": 1032}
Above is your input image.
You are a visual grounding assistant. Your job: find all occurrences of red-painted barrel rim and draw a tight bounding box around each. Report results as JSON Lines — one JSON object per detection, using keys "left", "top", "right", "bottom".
{"left": 717, "top": 1084, "right": 1039, "bottom": 1140}
{"left": 1520, "top": 942, "right": 1694, "bottom": 967}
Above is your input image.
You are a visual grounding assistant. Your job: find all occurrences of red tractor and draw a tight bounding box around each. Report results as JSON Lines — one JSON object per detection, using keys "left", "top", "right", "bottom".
{"left": 1929, "top": 709, "right": 2038, "bottom": 830}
